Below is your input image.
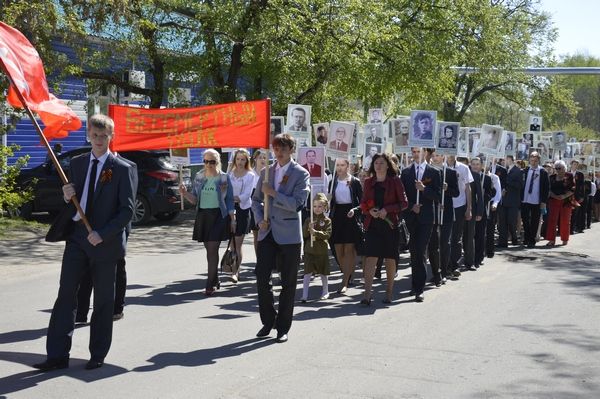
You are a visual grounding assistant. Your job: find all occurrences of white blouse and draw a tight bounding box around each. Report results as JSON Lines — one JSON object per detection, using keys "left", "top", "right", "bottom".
{"left": 334, "top": 177, "right": 352, "bottom": 204}
{"left": 229, "top": 170, "right": 255, "bottom": 210}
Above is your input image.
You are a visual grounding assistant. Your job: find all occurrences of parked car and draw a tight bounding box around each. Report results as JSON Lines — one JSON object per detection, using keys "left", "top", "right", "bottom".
{"left": 16, "top": 148, "right": 192, "bottom": 225}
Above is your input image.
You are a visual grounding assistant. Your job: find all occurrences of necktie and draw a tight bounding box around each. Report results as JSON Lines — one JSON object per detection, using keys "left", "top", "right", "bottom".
{"left": 528, "top": 170, "right": 537, "bottom": 194}
{"left": 337, "top": 141, "right": 340, "bottom": 150}
{"left": 86, "top": 159, "right": 99, "bottom": 218}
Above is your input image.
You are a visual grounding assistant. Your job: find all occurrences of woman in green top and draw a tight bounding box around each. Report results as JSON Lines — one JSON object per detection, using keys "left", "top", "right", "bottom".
{"left": 180, "top": 149, "right": 236, "bottom": 295}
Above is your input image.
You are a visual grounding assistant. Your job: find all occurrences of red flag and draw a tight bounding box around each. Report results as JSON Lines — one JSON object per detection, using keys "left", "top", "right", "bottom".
{"left": 0, "top": 22, "right": 81, "bottom": 140}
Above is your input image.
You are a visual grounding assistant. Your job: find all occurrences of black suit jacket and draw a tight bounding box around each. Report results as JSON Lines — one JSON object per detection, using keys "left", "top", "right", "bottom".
{"left": 494, "top": 164, "right": 507, "bottom": 191}
{"left": 400, "top": 163, "right": 441, "bottom": 224}
{"left": 573, "top": 170, "right": 585, "bottom": 201}
{"left": 521, "top": 167, "right": 549, "bottom": 204}
{"left": 503, "top": 165, "right": 523, "bottom": 208}
{"left": 469, "top": 171, "right": 484, "bottom": 218}
{"left": 46, "top": 152, "right": 135, "bottom": 261}
{"left": 431, "top": 166, "right": 459, "bottom": 224}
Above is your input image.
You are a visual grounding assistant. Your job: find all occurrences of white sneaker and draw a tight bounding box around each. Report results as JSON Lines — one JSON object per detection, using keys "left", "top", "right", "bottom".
{"left": 320, "top": 293, "right": 330, "bottom": 300}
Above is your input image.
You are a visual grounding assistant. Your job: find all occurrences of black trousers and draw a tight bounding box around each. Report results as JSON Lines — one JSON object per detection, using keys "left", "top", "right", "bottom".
{"left": 586, "top": 196, "right": 594, "bottom": 228}
{"left": 76, "top": 257, "right": 127, "bottom": 321}
{"left": 475, "top": 215, "right": 487, "bottom": 266}
{"left": 486, "top": 209, "right": 497, "bottom": 257}
{"left": 427, "top": 222, "right": 453, "bottom": 280}
{"left": 406, "top": 215, "right": 433, "bottom": 295}
{"left": 521, "top": 203, "right": 541, "bottom": 246}
{"left": 463, "top": 217, "right": 476, "bottom": 267}
{"left": 450, "top": 205, "right": 466, "bottom": 268}
{"left": 497, "top": 205, "right": 519, "bottom": 245}
{"left": 47, "top": 232, "right": 117, "bottom": 361}
{"left": 255, "top": 232, "right": 300, "bottom": 335}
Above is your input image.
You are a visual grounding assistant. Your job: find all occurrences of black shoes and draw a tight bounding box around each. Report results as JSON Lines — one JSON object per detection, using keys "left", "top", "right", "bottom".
{"left": 415, "top": 293, "right": 425, "bottom": 302}
{"left": 113, "top": 312, "right": 124, "bottom": 321}
{"left": 85, "top": 359, "right": 104, "bottom": 370}
{"left": 33, "top": 357, "right": 69, "bottom": 372}
{"left": 256, "top": 325, "right": 273, "bottom": 338}
{"left": 359, "top": 298, "right": 372, "bottom": 306}
{"left": 276, "top": 333, "right": 288, "bottom": 343}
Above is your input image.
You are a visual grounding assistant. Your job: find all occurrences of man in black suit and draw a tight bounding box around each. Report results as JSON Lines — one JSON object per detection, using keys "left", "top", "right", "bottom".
{"left": 34, "top": 114, "right": 136, "bottom": 371}
{"left": 426, "top": 148, "right": 459, "bottom": 285}
{"left": 472, "top": 159, "right": 495, "bottom": 268}
{"left": 520, "top": 152, "right": 549, "bottom": 248}
{"left": 401, "top": 147, "right": 441, "bottom": 301}
{"left": 569, "top": 159, "right": 585, "bottom": 234}
{"left": 497, "top": 156, "right": 522, "bottom": 247}
{"left": 462, "top": 158, "right": 484, "bottom": 271}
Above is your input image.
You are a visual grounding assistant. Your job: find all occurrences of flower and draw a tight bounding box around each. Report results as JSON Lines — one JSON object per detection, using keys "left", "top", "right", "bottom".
{"left": 280, "top": 175, "right": 289, "bottom": 185}
{"left": 100, "top": 169, "right": 112, "bottom": 183}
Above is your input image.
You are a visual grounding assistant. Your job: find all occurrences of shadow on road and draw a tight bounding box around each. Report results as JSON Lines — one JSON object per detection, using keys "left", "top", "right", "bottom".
{"left": 0, "top": 351, "right": 128, "bottom": 396}
{"left": 132, "top": 338, "right": 276, "bottom": 372}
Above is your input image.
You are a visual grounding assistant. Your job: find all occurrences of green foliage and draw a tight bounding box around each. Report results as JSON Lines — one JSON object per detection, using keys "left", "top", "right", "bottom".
{"left": 0, "top": 144, "right": 35, "bottom": 216}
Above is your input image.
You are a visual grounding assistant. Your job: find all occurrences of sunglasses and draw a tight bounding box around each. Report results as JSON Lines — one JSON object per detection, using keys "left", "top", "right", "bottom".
{"left": 205, "top": 160, "right": 217, "bottom": 165}
{"left": 555, "top": 167, "right": 563, "bottom": 170}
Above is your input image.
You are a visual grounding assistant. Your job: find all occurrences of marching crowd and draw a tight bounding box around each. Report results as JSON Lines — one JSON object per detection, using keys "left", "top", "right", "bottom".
{"left": 32, "top": 121, "right": 599, "bottom": 370}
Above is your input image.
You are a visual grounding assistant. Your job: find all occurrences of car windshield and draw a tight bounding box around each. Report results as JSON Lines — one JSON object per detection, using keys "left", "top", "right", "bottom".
{"left": 157, "top": 156, "right": 176, "bottom": 170}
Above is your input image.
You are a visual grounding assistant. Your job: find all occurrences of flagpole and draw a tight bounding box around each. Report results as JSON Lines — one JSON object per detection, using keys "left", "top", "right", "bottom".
{"left": 263, "top": 98, "right": 272, "bottom": 223}
{"left": 0, "top": 58, "right": 92, "bottom": 233}
{"left": 440, "top": 155, "right": 447, "bottom": 223}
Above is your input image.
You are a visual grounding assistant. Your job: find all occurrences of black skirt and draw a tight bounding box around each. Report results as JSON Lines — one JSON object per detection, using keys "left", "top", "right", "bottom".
{"left": 363, "top": 218, "right": 400, "bottom": 262}
{"left": 192, "top": 208, "right": 231, "bottom": 242}
{"left": 331, "top": 204, "right": 361, "bottom": 244}
{"left": 234, "top": 204, "right": 251, "bottom": 236}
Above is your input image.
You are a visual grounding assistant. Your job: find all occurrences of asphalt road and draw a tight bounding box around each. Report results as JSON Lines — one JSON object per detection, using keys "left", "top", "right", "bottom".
{"left": 1, "top": 213, "right": 599, "bottom": 398}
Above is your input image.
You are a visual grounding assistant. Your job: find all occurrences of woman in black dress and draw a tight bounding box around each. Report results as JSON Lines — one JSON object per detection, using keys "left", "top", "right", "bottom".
{"left": 329, "top": 158, "right": 363, "bottom": 294}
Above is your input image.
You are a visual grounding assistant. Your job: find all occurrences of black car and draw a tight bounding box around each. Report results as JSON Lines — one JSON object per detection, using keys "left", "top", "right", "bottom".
{"left": 17, "top": 148, "right": 191, "bottom": 225}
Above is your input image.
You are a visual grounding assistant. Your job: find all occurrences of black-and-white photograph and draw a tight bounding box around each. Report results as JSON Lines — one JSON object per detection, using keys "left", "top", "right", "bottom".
{"left": 516, "top": 138, "right": 530, "bottom": 161}
{"left": 286, "top": 104, "right": 311, "bottom": 132}
{"left": 364, "top": 123, "right": 384, "bottom": 144}
{"left": 368, "top": 108, "right": 383, "bottom": 124}
{"left": 503, "top": 131, "right": 516, "bottom": 157}
{"left": 522, "top": 132, "right": 534, "bottom": 147}
{"left": 479, "top": 124, "right": 503, "bottom": 156}
{"left": 313, "top": 122, "right": 329, "bottom": 146}
{"left": 529, "top": 115, "right": 542, "bottom": 132}
{"left": 270, "top": 116, "right": 284, "bottom": 143}
{"left": 409, "top": 110, "right": 436, "bottom": 147}
{"left": 552, "top": 131, "right": 568, "bottom": 152}
{"left": 362, "top": 143, "right": 383, "bottom": 170}
{"left": 390, "top": 118, "right": 410, "bottom": 148}
{"left": 436, "top": 122, "right": 460, "bottom": 155}
{"left": 468, "top": 128, "right": 480, "bottom": 157}
{"left": 458, "top": 127, "right": 469, "bottom": 157}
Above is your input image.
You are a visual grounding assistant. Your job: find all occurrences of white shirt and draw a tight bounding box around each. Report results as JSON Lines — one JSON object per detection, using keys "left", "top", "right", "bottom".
{"left": 334, "top": 176, "right": 352, "bottom": 204}
{"left": 490, "top": 172, "right": 502, "bottom": 207}
{"left": 229, "top": 170, "right": 255, "bottom": 210}
{"left": 274, "top": 160, "right": 291, "bottom": 192}
{"left": 413, "top": 161, "right": 427, "bottom": 181}
{"left": 73, "top": 151, "right": 110, "bottom": 221}
{"left": 451, "top": 162, "right": 474, "bottom": 208}
{"left": 523, "top": 166, "right": 542, "bottom": 205}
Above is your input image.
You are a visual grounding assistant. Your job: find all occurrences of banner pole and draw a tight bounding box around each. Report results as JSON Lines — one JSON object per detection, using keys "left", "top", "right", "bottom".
{"left": 0, "top": 58, "right": 91, "bottom": 233}
{"left": 179, "top": 165, "right": 184, "bottom": 211}
{"left": 416, "top": 148, "right": 423, "bottom": 205}
{"left": 310, "top": 186, "right": 314, "bottom": 247}
{"left": 263, "top": 98, "right": 272, "bottom": 222}
{"left": 440, "top": 155, "right": 447, "bottom": 223}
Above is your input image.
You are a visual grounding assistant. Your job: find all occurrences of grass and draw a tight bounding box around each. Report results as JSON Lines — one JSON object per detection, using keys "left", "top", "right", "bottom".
{"left": 0, "top": 216, "right": 49, "bottom": 240}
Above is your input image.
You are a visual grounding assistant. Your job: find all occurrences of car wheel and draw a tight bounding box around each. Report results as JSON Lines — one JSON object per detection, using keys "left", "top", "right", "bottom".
{"left": 154, "top": 211, "right": 179, "bottom": 222}
{"left": 132, "top": 196, "right": 152, "bottom": 225}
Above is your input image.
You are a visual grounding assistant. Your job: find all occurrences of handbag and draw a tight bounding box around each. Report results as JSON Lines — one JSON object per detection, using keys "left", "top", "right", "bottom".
{"left": 220, "top": 236, "right": 238, "bottom": 274}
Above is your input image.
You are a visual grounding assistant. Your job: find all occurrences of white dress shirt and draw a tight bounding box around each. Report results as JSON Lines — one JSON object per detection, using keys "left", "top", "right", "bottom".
{"left": 73, "top": 151, "right": 110, "bottom": 221}
{"left": 523, "top": 166, "right": 542, "bottom": 205}
{"left": 274, "top": 160, "right": 291, "bottom": 192}
{"left": 451, "top": 162, "right": 474, "bottom": 208}
{"left": 490, "top": 172, "right": 502, "bottom": 207}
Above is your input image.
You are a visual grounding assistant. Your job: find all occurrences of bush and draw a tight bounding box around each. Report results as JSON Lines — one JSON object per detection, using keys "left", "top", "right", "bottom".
{"left": 0, "top": 143, "right": 34, "bottom": 217}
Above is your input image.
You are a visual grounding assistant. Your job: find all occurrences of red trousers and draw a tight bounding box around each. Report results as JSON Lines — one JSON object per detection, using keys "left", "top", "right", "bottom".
{"left": 546, "top": 197, "right": 572, "bottom": 242}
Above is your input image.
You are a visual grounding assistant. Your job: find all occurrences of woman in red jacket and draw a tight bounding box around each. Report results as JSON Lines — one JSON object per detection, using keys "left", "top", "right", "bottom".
{"left": 359, "top": 153, "right": 408, "bottom": 305}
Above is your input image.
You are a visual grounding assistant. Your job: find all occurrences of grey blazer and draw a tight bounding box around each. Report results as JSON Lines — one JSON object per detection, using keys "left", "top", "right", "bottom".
{"left": 252, "top": 160, "right": 310, "bottom": 245}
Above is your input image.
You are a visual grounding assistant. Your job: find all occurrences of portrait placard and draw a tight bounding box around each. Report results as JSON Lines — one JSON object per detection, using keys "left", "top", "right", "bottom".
{"left": 326, "top": 121, "right": 355, "bottom": 160}
{"left": 468, "top": 128, "right": 481, "bottom": 157}
{"left": 362, "top": 142, "right": 383, "bottom": 170}
{"left": 313, "top": 122, "right": 329, "bottom": 147}
{"left": 298, "top": 146, "right": 325, "bottom": 185}
{"left": 457, "top": 127, "right": 469, "bottom": 157}
{"left": 270, "top": 116, "right": 284, "bottom": 144}
{"left": 516, "top": 138, "right": 530, "bottom": 161}
{"left": 368, "top": 108, "right": 384, "bottom": 124}
{"left": 501, "top": 131, "right": 516, "bottom": 158}
{"left": 390, "top": 117, "right": 410, "bottom": 153}
{"left": 364, "top": 123, "right": 384, "bottom": 145}
{"left": 436, "top": 122, "right": 460, "bottom": 155}
{"left": 528, "top": 115, "right": 542, "bottom": 132}
{"left": 479, "top": 124, "right": 504, "bottom": 157}
{"left": 409, "top": 110, "right": 437, "bottom": 148}
{"left": 170, "top": 148, "right": 190, "bottom": 166}
{"left": 552, "top": 131, "right": 568, "bottom": 152}
{"left": 286, "top": 104, "right": 311, "bottom": 133}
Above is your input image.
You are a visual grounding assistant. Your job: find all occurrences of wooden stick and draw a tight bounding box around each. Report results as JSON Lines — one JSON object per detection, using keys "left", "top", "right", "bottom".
{"left": 416, "top": 148, "right": 423, "bottom": 204}
{"left": 310, "top": 186, "right": 314, "bottom": 247}
{"left": 0, "top": 57, "right": 91, "bottom": 233}
{"left": 179, "top": 165, "right": 184, "bottom": 211}
{"left": 440, "top": 155, "right": 447, "bottom": 223}
{"left": 263, "top": 149, "right": 271, "bottom": 222}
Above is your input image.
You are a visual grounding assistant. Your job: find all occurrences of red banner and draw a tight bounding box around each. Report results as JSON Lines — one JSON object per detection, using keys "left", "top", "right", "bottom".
{"left": 109, "top": 100, "right": 271, "bottom": 151}
{"left": 0, "top": 22, "right": 82, "bottom": 140}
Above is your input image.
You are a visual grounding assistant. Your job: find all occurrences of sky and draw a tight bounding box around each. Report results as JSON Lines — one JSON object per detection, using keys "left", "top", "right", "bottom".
{"left": 540, "top": 0, "right": 600, "bottom": 59}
